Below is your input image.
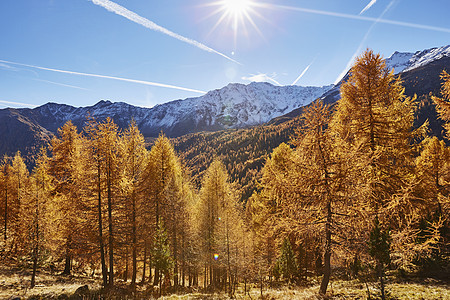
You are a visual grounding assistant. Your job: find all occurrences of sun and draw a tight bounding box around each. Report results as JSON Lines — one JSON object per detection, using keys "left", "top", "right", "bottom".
{"left": 222, "top": 0, "right": 254, "bottom": 16}
{"left": 205, "top": 0, "right": 266, "bottom": 49}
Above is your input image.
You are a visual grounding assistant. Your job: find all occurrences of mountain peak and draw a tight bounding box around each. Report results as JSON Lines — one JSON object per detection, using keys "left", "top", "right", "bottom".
{"left": 93, "top": 100, "right": 113, "bottom": 107}
{"left": 386, "top": 51, "right": 414, "bottom": 73}
{"left": 386, "top": 45, "right": 450, "bottom": 74}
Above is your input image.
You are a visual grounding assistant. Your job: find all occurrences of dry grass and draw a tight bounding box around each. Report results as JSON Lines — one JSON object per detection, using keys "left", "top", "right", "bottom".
{"left": 0, "top": 267, "right": 448, "bottom": 300}
{"left": 157, "top": 279, "right": 449, "bottom": 300}
{"left": 0, "top": 265, "right": 101, "bottom": 299}
{"left": 257, "top": 279, "right": 450, "bottom": 300}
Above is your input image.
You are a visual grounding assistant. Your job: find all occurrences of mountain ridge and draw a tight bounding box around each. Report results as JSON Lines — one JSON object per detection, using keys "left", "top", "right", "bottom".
{"left": 9, "top": 81, "right": 332, "bottom": 138}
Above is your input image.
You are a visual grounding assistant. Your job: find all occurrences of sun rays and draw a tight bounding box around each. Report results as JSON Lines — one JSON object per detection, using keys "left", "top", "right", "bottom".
{"left": 205, "top": 0, "right": 269, "bottom": 50}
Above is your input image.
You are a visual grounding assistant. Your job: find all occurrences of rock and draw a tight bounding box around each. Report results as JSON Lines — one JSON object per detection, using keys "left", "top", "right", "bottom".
{"left": 74, "top": 285, "right": 89, "bottom": 295}
{"left": 69, "top": 285, "right": 90, "bottom": 300}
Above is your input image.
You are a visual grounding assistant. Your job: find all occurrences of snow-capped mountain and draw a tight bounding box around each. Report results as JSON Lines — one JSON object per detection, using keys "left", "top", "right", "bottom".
{"left": 321, "top": 45, "right": 450, "bottom": 104}
{"left": 385, "top": 51, "right": 414, "bottom": 73}
{"left": 15, "top": 82, "right": 332, "bottom": 139}
{"left": 143, "top": 82, "right": 332, "bottom": 136}
{"left": 386, "top": 45, "right": 450, "bottom": 74}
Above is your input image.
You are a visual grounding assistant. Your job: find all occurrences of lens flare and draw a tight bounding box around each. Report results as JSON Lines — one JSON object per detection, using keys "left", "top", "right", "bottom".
{"left": 214, "top": 254, "right": 219, "bottom": 260}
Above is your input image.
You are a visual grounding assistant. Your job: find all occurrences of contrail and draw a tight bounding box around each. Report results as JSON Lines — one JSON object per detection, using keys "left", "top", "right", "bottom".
{"left": 0, "top": 99, "right": 37, "bottom": 108}
{"left": 292, "top": 59, "right": 315, "bottom": 85}
{"left": 271, "top": 4, "right": 450, "bottom": 33}
{"left": 335, "top": 0, "right": 396, "bottom": 84}
{"left": 0, "top": 62, "right": 18, "bottom": 71}
{"left": 90, "top": 0, "right": 240, "bottom": 65}
{"left": 0, "top": 59, "right": 207, "bottom": 94}
{"left": 360, "top": 0, "right": 377, "bottom": 15}
{"left": 33, "top": 78, "right": 89, "bottom": 91}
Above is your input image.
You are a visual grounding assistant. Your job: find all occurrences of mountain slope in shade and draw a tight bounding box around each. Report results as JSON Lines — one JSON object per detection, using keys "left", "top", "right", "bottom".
{"left": 0, "top": 108, "right": 53, "bottom": 164}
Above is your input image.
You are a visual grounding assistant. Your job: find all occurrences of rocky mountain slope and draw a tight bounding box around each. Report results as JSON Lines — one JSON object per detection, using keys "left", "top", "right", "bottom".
{"left": 20, "top": 82, "right": 332, "bottom": 137}
{"left": 0, "top": 82, "right": 331, "bottom": 159}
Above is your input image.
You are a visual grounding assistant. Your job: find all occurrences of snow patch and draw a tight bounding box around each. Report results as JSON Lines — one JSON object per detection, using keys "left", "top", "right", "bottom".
{"left": 404, "top": 45, "right": 450, "bottom": 72}
{"left": 385, "top": 51, "right": 414, "bottom": 74}
{"left": 386, "top": 45, "right": 450, "bottom": 74}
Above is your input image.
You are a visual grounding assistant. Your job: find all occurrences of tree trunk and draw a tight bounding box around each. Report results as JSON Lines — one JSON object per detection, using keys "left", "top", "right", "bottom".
{"left": 153, "top": 201, "right": 160, "bottom": 286}
{"left": 304, "top": 246, "right": 308, "bottom": 282}
{"left": 31, "top": 191, "right": 39, "bottom": 289}
{"left": 379, "top": 262, "right": 386, "bottom": 300}
{"left": 131, "top": 192, "right": 137, "bottom": 288}
{"left": 124, "top": 245, "right": 129, "bottom": 282}
{"left": 142, "top": 243, "right": 147, "bottom": 283}
{"left": 188, "top": 266, "right": 191, "bottom": 287}
{"left": 204, "top": 264, "right": 207, "bottom": 289}
{"left": 62, "top": 235, "right": 72, "bottom": 275}
{"left": 210, "top": 264, "right": 213, "bottom": 289}
{"left": 319, "top": 200, "right": 332, "bottom": 295}
{"left": 63, "top": 252, "right": 71, "bottom": 275}
{"left": 31, "top": 246, "right": 38, "bottom": 288}
{"left": 226, "top": 218, "right": 231, "bottom": 297}
{"left": 260, "top": 274, "right": 263, "bottom": 298}
{"left": 149, "top": 252, "right": 152, "bottom": 283}
{"left": 3, "top": 183, "right": 7, "bottom": 244}
{"left": 107, "top": 164, "right": 114, "bottom": 286}
{"left": 153, "top": 267, "right": 160, "bottom": 286}
{"left": 181, "top": 244, "right": 185, "bottom": 287}
{"left": 159, "top": 273, "right": 162, "bottom": 298}
{"left": 244, "top": 278, "right": 247, "bottom": 295}
{"left": 97, "top": 162, "right": 108, "bottom": 287}
{"left": 173, "top": 220, "right": 178, "bottom": 286}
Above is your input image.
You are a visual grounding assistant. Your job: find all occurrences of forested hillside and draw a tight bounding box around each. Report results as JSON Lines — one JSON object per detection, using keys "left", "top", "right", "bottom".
{"left": 173, "top": 118, "right": 300, "bottom": 201}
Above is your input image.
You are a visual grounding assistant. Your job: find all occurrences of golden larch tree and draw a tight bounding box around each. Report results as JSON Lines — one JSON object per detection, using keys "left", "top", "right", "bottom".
{"left": 120, "top": 120, "right": 148, "bottom": 288}
{"left": 48, "top": 121, "right": 85, "bottom": 275}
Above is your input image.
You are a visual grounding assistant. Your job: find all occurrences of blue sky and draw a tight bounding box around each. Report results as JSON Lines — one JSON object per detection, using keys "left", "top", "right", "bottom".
{"left": 1, "top": 0, "right": 450, "bottom": 108}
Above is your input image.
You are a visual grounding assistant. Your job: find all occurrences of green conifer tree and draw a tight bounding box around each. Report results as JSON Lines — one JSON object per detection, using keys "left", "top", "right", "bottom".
{"left": 274, "top": 238, "right": 298, "bottom": 282}
{"left": 152, "top": 221, "right": 173, "bottom": 297}
{"left": 368, "top": 216, "right": 391, "bottom": 300}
